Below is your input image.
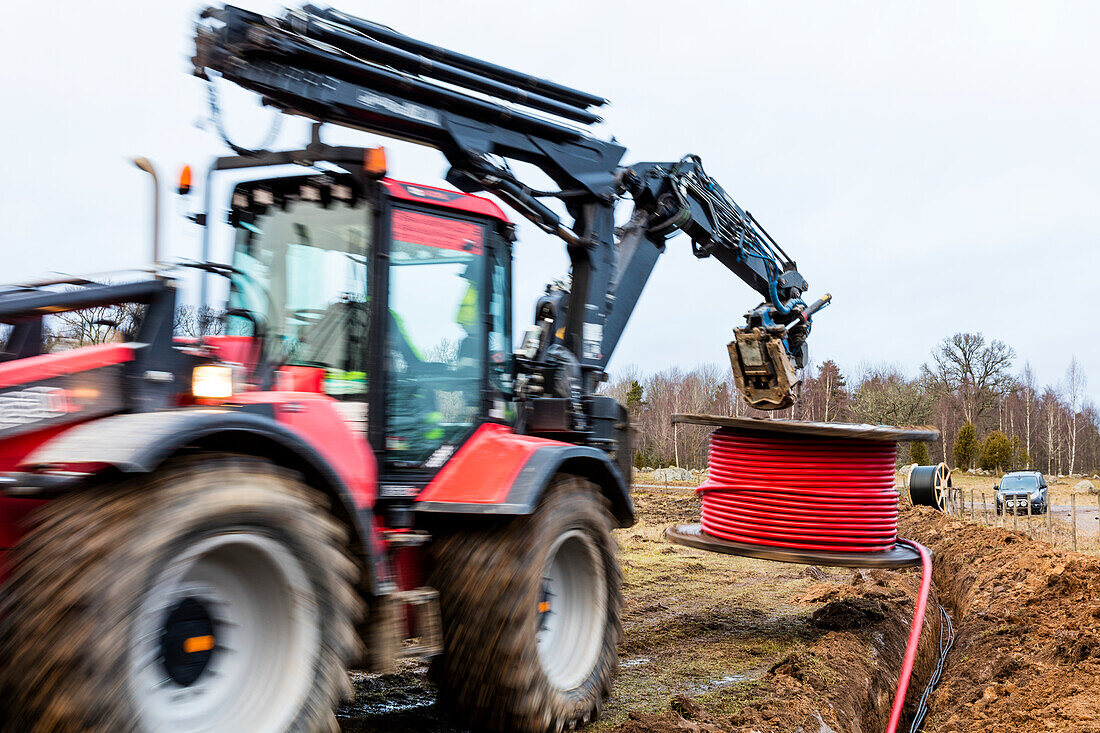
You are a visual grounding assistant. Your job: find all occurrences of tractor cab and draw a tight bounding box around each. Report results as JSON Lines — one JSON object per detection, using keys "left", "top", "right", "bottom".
{"left": 220, "top": 160, "right": 514, "bottom": 500}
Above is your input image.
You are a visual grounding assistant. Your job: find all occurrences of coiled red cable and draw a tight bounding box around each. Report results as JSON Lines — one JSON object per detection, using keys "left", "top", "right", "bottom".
{"left": 698, "top": 429, "right": 899, "bottom": 552}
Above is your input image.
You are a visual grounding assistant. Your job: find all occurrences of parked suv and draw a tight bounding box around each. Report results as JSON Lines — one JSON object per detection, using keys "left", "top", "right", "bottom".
{"left": 995, "top": 470, "right": 1049, "bottom": 515}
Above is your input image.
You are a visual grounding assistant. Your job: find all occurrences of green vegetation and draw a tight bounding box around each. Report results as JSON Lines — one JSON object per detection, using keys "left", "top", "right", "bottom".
{"left": 953, "top": 422, "right": 978, "bottom": 469}
{"left": 979, "top": 430, "right": 1013, "bottom": 472}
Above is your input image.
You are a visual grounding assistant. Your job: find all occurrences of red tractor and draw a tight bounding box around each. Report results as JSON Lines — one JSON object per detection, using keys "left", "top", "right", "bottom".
{"left": 0, "top": 5, "right": 828, "bottom": 731}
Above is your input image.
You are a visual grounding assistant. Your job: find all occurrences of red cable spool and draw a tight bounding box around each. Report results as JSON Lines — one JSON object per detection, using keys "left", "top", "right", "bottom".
{"left": 667, "top": 415, "right": 939, "bottom": 568}
{"left": 701, "top": 431, "right": 899, "bottom": 552}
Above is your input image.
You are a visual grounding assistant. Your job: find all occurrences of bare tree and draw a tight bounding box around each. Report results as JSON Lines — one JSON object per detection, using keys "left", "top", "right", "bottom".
{"left": 1040, "top": 388, "right": 1061, "bottom": 474}
{"left": 174, "top": 304, "right": 226, "bottom": 338}
{"left": 850, "top": 364, "right": 930, "bottom": 426}
{"left": 921, "top": 333, "right": 1016, "bottom": 426}
{"left": 798, "top": 360, "right": 849, "bottom": 423}
{"left": 51, "top": 301, "right": 143, "bottom": 348}
{"left": 1066, "top": 356, "right": 1087, "bottom": 475}
{"left": 818, "top": 360, "right": 847, "bottom": 422}
{"left": 424, "top": 338, "right": 459, "bottom": 363}
{"left": 1021, "top": 363, "right": 1036, "bottom": 468}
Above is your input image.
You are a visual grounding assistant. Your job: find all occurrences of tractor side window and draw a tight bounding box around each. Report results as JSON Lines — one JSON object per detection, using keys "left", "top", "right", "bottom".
{"left": 384, "top": 209, "right": 486, "bottom": 466}
{"left": 228, "top": 190, "right": 370, "bottom": 398}
{"left": 488, "top": 238, "right": 513, "bottom": 412}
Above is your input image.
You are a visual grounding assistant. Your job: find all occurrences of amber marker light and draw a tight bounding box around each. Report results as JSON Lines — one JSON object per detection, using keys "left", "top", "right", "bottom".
{"left": 364, "top": 146, "right": 388, "bottom": 176}
{"left": 184, "top": 635, "right": 216, "bottom": 653}
{"left": 178, "top": 165, "right": 193, "bottom": 195}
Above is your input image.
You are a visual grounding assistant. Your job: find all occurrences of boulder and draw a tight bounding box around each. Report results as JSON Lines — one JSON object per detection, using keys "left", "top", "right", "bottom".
{"left": 652, "top": 466, "right": 692, "bottom": 483}
{"left": 1075, "top": 479, "right": 1097, "bottom": 494}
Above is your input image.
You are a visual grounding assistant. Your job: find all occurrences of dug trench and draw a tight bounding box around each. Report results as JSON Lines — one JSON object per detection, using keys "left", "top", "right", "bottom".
{"left": 338, "top": 490, "right": 1100, "bottom": 732}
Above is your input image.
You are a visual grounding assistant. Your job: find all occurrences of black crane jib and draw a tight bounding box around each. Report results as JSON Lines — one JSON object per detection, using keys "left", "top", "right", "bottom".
{"left": 193, "top": 4, "right": 828, "bottom": 407}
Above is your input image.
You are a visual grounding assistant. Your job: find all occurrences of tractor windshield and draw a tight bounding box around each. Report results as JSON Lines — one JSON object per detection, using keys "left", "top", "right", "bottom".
{"left": 228, "top": 176, "right": 370, "bottom": 397}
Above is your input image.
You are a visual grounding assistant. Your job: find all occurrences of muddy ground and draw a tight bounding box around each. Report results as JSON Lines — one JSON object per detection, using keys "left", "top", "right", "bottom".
{"left": 338, "top": 488, "right": 1100, "bottom": 732}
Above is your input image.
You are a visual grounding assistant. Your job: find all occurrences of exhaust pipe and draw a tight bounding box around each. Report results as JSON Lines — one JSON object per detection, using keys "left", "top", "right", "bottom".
{"left": 132, "top": 157, "right": 161, "bottom": 271}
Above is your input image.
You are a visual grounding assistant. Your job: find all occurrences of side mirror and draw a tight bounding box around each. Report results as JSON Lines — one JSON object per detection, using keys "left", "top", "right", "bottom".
{"left": 994, "top": 484, "right": 999, "bottom": 491}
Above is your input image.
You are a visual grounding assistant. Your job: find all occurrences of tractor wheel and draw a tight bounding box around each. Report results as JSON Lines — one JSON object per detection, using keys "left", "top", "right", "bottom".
{"left": 429, "top": 475, "right": 622, "bottom": 733}
{"left": 0, "top": 455, "right": 361, "bottom": 733}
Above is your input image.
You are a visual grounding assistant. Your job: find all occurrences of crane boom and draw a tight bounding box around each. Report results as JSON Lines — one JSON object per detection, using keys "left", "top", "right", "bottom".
{"left": 193, "top": 4, "right": 830, "bottom": 410}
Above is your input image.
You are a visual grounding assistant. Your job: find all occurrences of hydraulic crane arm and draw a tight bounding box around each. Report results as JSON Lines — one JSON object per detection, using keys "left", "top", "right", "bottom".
{"left": 609, "top": 156, "right": 832, "bottom": 408}
{"left": 192, "top": 4, "right": 829, "bottom": 410}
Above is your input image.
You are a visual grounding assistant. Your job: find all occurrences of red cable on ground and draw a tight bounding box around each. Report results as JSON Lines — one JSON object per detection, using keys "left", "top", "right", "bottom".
{"left": 696, "top": 428, "right": 932, "bottom": 732}
{"left": 885, "top": 539, "right": 931, "bottom": 733}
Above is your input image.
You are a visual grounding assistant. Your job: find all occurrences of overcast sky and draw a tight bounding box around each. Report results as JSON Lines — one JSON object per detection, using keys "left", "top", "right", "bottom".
{"left": 2, "top": 1, "right": 1098, "bottom": 405}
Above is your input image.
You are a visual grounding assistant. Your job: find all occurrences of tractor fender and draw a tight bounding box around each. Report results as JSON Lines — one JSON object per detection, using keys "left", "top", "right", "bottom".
{"left": 414, "top": 423, "right": 634, "bottom": 527}
{"left": 18, "top": 406, "right": 389, "bottom": 592}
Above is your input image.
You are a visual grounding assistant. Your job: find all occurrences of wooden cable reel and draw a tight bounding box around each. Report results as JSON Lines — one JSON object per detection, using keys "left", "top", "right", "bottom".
{"left": 907, "top": 463, "right": 953, "bottom": 511}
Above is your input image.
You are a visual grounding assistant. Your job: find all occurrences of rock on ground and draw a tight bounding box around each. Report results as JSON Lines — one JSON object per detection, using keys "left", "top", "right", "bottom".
{"left": 650, "top": 467, "right": 694, "bottom": 483}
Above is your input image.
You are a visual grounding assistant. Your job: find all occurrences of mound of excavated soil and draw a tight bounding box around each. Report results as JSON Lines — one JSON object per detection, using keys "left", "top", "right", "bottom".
{"left": 899, "top": 506, "right": 1100, "bottom": 732}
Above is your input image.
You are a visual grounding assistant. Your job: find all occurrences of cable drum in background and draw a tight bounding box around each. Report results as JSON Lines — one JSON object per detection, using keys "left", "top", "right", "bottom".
{"left": 907, "top": 463, "right": 953, "bottom": 512}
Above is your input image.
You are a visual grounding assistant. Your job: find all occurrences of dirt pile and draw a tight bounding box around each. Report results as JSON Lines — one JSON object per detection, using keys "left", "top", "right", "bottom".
{"left": 611, "top": 565, "right": 943, "bottom": 733}
{"left": 899, "top": 505, "right": 1100, "bottom": 732}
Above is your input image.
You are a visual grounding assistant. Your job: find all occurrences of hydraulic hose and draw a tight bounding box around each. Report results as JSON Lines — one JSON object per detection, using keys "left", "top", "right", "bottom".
{"left": 768, "top": 275, "right": 795, "bottom": 314}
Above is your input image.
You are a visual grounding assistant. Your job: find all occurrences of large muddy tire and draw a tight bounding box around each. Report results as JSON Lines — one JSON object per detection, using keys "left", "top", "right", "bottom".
{"left": 0, "top": 456, "right": 361, "bottom": 733}
{"left": 429, "top": 475, "right": 622, "bottom": 732}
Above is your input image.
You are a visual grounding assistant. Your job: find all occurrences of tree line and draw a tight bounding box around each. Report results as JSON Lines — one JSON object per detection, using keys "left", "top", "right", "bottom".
{"left": 607, "top": 332, "right": 1100, "bottom": 476}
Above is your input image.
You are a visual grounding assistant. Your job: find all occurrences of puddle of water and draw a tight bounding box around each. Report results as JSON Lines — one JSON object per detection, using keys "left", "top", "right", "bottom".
{"left": 336, "top": 687, "right": 436, "bottom": 718}
{"left": 621, "top": 656, "right": 651, "bottom": 669}
{"left": 336, "top": 669, "right": 458, "bottom": 732}
{"left": 686, "top": 668, "right": 764, "bottom": 695}
{"left": 713, "top": 673, "right": 750, "bottom": 685}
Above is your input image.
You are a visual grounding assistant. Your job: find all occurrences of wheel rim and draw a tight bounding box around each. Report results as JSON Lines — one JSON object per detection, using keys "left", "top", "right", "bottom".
{"left": 535, "top": 529, "right": 607, "bottom": 691}
{"left": 128, "top": 532, "right": 321, "bottom": 732}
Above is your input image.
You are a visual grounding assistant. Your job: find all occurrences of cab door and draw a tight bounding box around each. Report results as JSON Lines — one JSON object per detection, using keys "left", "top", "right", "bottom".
{"left": 371, "top": 196, "right": 512, "bottom": 504}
